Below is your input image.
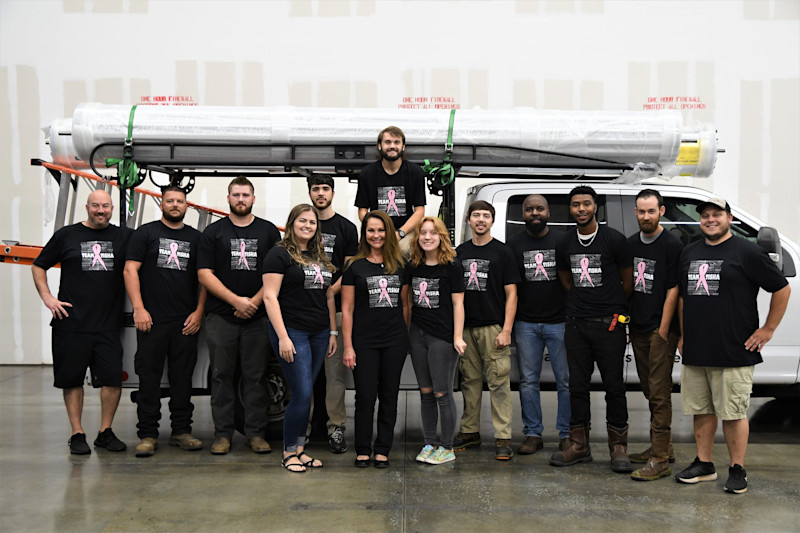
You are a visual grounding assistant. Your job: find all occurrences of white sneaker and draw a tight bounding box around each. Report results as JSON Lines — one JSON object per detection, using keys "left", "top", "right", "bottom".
{"left": 426, "top": 446, "right": 456, "bottom": 465}
{"left": 416, "top": 444, "right": 435, "bottom": 463}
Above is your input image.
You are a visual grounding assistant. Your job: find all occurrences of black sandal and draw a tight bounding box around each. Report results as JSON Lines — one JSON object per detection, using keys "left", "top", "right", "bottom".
{"left": 298, "top": 451, "right": 323, "bottom": 468}
{"left": 282, "top": 453, "right": 306, "bottom": 473}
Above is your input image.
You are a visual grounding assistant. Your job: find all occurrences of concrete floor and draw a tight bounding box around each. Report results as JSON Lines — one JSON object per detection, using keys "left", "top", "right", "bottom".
{"left": 1, "top": 366, "right": 798, "bottom": 533}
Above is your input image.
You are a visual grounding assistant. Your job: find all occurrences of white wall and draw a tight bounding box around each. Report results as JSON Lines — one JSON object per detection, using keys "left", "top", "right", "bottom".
{"left": 1, "top": 0, "right": 798, "bottom": 364}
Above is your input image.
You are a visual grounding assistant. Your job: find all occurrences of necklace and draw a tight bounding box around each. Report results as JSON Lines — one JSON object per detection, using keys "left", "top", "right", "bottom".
{"left": 577, "top": 226, "right": 598, "bottom": 248}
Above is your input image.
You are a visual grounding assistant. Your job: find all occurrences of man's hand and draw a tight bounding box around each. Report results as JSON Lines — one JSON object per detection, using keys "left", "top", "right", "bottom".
{"left": 182, "top": 309, "right": 203, "bottom": 335}
{"left": 42, "top": 294, "right": 72, "bottom": 320}
{"left": 133, "top": 307, "right": 153, "bottom": 332}
{"left": 745, "top": 326, "right": 776, "bottom": 352}
{"left": 495, "top": 330, "right": 512, "bottom": 348}
{"left": 232, "top": 296, "right": 258, "bottom": 319}
{"left": 657, "top": 325, "right": 670, "bottom": 342}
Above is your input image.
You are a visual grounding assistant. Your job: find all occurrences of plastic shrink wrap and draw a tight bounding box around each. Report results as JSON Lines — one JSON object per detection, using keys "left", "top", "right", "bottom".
{"left": 46, "top": 104, "right": 716, "bottom": 178}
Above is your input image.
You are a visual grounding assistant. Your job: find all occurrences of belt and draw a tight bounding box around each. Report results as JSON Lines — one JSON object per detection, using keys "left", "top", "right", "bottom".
{"left": 568, "top": 316, "right": 615, "bottom": 324}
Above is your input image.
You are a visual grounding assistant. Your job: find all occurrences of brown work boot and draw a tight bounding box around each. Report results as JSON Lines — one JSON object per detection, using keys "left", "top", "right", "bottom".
{"left": 135, "top": 437, "right": 158, "bottom": 458}
{"left": 495, "top": 439, "right": 514, "bottom": 461}
{"left": 559, "top": 437, "right": 570, "bottom": 451}
{"left": 630, "top": 445, "right": 676, "bottom": 463}
{"left": 549, "top": 426, "right": 592, "bottom": 466}
{"left": 247, "top": 436, "right": 272, "bottom": 454}
{"left": 631, "top": 457, "right": 672, "bottom": 481}
{"left": 518, "top": 436, "right": 544, "bottom": 455}
{"left": 169, "top": 433, "right": 203, "bottom": 451}
{"left": 210, "top": 437, "right": 231, "bottom": 455}
{"left": 453, "top": 432, "right": 481, "bottom": 450}
{"left": 608, "top": 425, "right": 632, "bottom": 473}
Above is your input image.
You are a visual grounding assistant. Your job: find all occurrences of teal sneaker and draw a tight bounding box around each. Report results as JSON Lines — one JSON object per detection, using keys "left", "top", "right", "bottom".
{"left": 416, "top": 444, "right": 435, "bottom": 463}
{"left": 426, "top": 446, "right": 456, "bottom": 465}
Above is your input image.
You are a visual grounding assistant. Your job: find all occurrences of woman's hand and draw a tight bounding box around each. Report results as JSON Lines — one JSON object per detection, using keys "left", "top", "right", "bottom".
{"left": 278, "top": 337, "right": 296, "bottom": 363}
{"left": 343, "top": 347, "right": 356, "bottom": 370}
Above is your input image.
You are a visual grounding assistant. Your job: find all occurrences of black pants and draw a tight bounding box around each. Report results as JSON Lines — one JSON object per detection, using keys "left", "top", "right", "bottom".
{"left": 206, "top": 314, "right": 269, "bottom": 440}
{"left": 135, "top": 320, "right": 198, "bottom": 439}
{"left": 564, "top": 317, "right": 628, "bottom": 429}
{"left": 352, "top": 343, "right": 408, "bottom": 456}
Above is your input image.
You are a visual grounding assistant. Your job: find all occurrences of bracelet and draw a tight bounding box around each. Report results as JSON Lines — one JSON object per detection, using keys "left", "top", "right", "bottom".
{"left": 329, "top": 331, "right": 339, "bottom": 336}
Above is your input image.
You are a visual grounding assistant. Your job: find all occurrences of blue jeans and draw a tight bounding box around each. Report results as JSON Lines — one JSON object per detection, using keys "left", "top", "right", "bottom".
{"left": 514, "top": 320, "right": 570, "bottom": 439}
{"left": 268, "top": 325, "right": 329, "bottom": 451}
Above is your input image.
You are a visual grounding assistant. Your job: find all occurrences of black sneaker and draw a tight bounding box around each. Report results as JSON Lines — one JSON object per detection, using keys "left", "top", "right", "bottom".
{"left": 94, "top": 428, "right": 127, "bottom": 452}
{"left": 675, "top": 456, "right": 717, "bottom": 484}
{"left": 68, "top": 432, "right": 91, "bottom": 455}
{"left": 453, "top": 432, "right": 481, "bottom": 451}
{"left": 328, "top": 425, "right": 347, "bottom": 454}
{"left": 724, "top": 464, "right": 748, "bottom": 494}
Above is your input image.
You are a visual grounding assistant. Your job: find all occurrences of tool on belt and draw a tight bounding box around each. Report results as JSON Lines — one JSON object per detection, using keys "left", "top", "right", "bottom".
{"left": 609, "top": 313, "right": 630, "bottom": 331}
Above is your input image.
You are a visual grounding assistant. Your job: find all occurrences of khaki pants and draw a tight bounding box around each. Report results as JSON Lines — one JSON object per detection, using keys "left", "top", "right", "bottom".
{"left": 459, "top": 324, "right": 512, "bottom": 439}
{"left": 324, "top": 313, "right": 348, "bottom": 432}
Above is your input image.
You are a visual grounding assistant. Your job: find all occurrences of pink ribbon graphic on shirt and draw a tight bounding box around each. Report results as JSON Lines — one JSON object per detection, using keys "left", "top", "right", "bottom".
{"left": 166, "top": 242, "right": 181, "bottom": 270}
{"left": 386, "top": 189, "right": 399, "bottom": 216}
{"left": 534, "top": 253, "right": 549, "bottom": 280}
{"left": 237, "top": 240, "right": 250, "bottom": 270}
{"left": 695, "top": 263, "right": 710, "bottom": 295}
{"left": 635, "top": 261, "right": 646, "bottom": 290}
{"left": 417, "top": 281, "right": 431, "bottom": 308}
{"left": 312, "top": 263, "right": 324, "bottom": 286}
{"left": 467, "top": 261, "right": 479, "bottom": 288}
{"left": 91, "top": 243, "right": 107, "bottom": 270}
{"left": 378, "top": 277, "right": 393, "bottom": 307}
{"left": 579, "top": 257, "right": 595, "bottom": 287}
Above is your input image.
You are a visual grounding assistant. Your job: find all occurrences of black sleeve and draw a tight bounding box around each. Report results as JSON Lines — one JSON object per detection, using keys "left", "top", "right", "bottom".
{"left": 341, "top": 261, "right": 356, "bottom": 286}
{"left": 344, "top": 222, "right": 359, "bottom": 257}
{"left": 747, "top": 243, "right": 789, "bottom": 293}
{"left": 262, "top": 246, "right": 290, "bottom": 275}
{"left": 33, "top": 229, "right": 65, "bottom": 270}
{"left": 502, "top": 245, "right": 522, "bottom": 285}
{"left": 126, "top": 227, "right": 148, "bottom": 263}
{"left": 611, "top": 230, "right": 632, "bottom": 270}
{"left": 408, "top": 163, "right": 427, "bottom": 208}
{"left": 665, "top": 237, "right": 684, "bottom": 289}
{"left": 450, "top": 261, "right": 465, "bottom": 293}
{"left": 354, "top": 172, "right": 372, "bottom": 209}
{"left": 555, "top": 232, "right": 570, "bottom": 272}
{"left": 197, "top": 226, "right": 217, "bottom": 270}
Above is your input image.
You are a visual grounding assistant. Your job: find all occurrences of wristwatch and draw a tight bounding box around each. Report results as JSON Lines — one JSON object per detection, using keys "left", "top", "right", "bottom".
{"left": 329, "top": 331, "right": 339, "bottom": 336}
{"left": 398, "top": 229, "right": 406, "bottom": 239}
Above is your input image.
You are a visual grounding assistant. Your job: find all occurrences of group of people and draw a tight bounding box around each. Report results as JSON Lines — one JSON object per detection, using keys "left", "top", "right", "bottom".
{"left": 33, "top": 126, "right": 790, "bottom": 491}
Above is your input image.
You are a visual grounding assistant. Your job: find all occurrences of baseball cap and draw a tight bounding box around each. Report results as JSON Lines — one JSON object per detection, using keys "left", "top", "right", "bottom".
{"left": 695, "top": 197, "right": 731, "bottom": 214}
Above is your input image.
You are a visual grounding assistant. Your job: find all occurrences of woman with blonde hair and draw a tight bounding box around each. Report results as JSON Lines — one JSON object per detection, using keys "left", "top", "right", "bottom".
{"left": 407, "top": 216, "right": 466, "bottom": 465}
{"left": 342, "top": 210, "right": 410, "bottom": 468}
{"left": 263, "top": 204, "right": 337, "bottom": 473}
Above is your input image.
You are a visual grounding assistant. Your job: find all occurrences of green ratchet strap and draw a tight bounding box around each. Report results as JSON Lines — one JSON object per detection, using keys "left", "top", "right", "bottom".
{"left": 423, "top": 109, "right": 456, "bottom": 189}
{"left": 105, "top": 105, "right": 140, "bottom": 214}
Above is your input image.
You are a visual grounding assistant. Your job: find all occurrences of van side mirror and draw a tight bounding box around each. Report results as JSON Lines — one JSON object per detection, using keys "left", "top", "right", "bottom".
{"left": 757, "top": 226, "right": 783, "bottom": 271}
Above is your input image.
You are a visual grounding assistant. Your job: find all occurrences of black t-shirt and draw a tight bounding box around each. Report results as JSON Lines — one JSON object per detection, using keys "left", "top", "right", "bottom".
{"left": 556, "top": 224, "right": 631, "bottom": 318}
{"left": 408, "top": 261, "right": 465, "bottom": 342}
{"left": 126, "top": 220, "right": 202, "bottom": 324}
{"left": 320, "top": 213, "right": 359, "bottom": 311}
{"left": 34, "top": 222, "right": 132, "bottom": 332}
{"left": 197, "top": 216, "right": 281, "bottom": 323}
{"left": 627, "top": 229, "right": 683, "bottom": 333}
{"left": 456, "top": 238, "right": 521, "bottom": 328}
{"left": 341, "top": 258, "right": 409, "bottom": 348}
{"left": 679, "top": 236, "right": 787, "bottom": 367}
{"left": 354, "top": 160, "right": 427, "bottom": 230}
{"left": 508, "top": 229, "right": 567, "bottom": 324}
{"left": 262, "top": 246, "right": 333, "bottom": 332}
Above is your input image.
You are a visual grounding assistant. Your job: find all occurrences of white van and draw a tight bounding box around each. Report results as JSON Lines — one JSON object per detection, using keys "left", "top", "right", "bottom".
{"left": 462, "top": 178, "right": 799, "bottom": 398}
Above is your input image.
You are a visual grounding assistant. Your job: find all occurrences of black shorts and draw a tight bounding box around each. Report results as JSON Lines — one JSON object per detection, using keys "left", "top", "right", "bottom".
{"left": 52, "top": 329, "right": 123, "bottom": 389}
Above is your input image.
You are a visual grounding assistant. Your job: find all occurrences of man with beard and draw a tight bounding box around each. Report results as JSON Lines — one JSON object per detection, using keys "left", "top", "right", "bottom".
{"left": 307, "top": 174, "right": 358, "bottom": 454}
{"left": 453, "top": 201, "right": 520, "bottom": 461}
{"left": 550, "top": 185, "right": 634, "bottom": 473}
{"left": 626, "top": 189, "right": 683, "bottom": 481}
{"left": 124, "top": 186, "right": 207, "bottom": 457}
{"left": 197, "top": 176, "right": 281, "bottom": 455}
{"left": 355, "top": 125, "right": 426, "bottom": 255}
{"left": 32, "top": 189, "right": 132, "bottom": 455}
{"left": 675, "top": 198, "right": 789, "bottom": 494}
{"left": 507, "top": 194, "right": 570, "bottom": 456}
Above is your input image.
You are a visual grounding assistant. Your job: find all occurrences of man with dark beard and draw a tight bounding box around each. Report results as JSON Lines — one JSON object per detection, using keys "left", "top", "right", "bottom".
{"left": 355, "top": 126, "right": 426, "bottom": 255}
{"left": 626, "top": 189, "right": 683, "bottom": 481}
{"left": 507, "top": 194, "right": 570, "bottom": 456}
{"left": 197, "top": 176, "right": 281, "bottom": 455}
{"left": 124, "top": 186, "right": 207, "bottom": 457}
{"left": 550, "top": 185, "right": 634, "bottom": 473}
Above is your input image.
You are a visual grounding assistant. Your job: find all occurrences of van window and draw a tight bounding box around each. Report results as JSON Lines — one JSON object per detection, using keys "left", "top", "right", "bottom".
{"left": 506, "top": 194, "right": 607, "bottom": 241}
{"left": 661, "top": 197, "right": 759, "bottom": 246}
